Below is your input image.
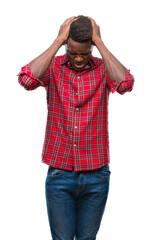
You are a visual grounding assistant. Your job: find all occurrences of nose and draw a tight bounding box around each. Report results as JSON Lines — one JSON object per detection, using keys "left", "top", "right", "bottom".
{"left": 75, "top": 55, "right": 83, "bottom": 62}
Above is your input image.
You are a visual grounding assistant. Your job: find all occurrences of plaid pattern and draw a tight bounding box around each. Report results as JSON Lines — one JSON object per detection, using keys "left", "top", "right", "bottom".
{"left": 18, "top": 54, "right": 134, "bottom": 171}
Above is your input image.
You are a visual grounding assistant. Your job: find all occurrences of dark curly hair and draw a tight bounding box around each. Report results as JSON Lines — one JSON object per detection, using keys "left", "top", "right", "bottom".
{"left": 68, "top": 15, "right": 92, "bottom": 43}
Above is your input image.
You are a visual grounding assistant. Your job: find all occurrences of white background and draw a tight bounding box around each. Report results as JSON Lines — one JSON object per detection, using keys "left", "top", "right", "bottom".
{"left": 0, "top": 0, "right": 148, "bottom": 239}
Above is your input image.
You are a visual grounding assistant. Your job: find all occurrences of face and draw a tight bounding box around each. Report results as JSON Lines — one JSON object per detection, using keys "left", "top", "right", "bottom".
{"left": 66, "top": 38, "right": 92, "bottom": 72}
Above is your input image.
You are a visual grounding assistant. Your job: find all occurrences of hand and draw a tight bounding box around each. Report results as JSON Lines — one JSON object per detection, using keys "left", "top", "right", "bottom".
{"left": 88, "top": 17, "right": 101, "bottom": 45}
{"left": 57, "top": 16, "right": 77, "bottom": 45}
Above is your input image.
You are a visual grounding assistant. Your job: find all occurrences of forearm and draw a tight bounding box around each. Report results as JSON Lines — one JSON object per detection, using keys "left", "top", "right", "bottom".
{"left": 95, "top": 38, "right": 128, "bottom": 81}
{"left": 28, "top": 37, "right": 63, "bottom": 79}
{"left": 28, "top": 17, "right": 76, "bottom": 79}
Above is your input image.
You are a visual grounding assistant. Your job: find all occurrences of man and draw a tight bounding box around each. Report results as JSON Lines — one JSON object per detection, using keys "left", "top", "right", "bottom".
{"left": 18, "top": 16, "right": 134, "bottom": 240}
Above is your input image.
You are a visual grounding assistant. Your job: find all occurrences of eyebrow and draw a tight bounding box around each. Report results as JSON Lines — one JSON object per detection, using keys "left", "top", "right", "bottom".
{"left": 68, "top": 50, "right": 91, "bottom": 55}
{"left": 65, "top": 44, "right": 93, "bottom": 55}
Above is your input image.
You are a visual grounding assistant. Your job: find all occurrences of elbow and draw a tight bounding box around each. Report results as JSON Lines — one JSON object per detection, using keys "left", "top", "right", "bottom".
{"left": 19, "top": 83, "right": 34, "bottom": 91}
{"left": 18, "top": 77, "right": 32, "bottom": 91}
{"left": 18, "top": 75, "right": 39, "bottom": 91}
{"left": 117, "top": 81, "right": 135, "bottom": 95}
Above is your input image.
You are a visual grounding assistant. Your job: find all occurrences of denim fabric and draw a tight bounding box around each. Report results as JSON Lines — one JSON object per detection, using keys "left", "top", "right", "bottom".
{"left": 45, "top": 164, "right": 110, "bottom": 240}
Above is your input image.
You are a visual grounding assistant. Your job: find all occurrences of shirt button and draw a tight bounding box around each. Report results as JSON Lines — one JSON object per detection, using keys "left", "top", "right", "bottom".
{"left": 75, "top": 126, "right": 78, "bottom": 129}
{"left": 76, "top": 92, "right": 78, "bottom": 95}
{"left": 76, "top": 108, "right": 79, "bottom": 111}
{"left": 74, "top": 144, "right": 77, "bottom": 147}
{"left": 77, "top": 76, "right": 80, "bottom": 80}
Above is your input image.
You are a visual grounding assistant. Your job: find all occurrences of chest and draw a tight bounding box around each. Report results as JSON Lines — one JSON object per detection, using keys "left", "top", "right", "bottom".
{"left": 47, "top": 67, "right": 108, "bottom": 107}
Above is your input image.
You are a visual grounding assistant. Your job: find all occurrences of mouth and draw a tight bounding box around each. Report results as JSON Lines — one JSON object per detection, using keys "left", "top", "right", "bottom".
{"left": 74, "top": 63, "right": 85, "bottom": 69}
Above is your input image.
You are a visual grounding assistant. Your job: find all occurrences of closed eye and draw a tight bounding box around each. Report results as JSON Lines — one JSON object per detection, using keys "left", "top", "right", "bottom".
{"left": 69, "top": 52, "right": 76, "bottom": 55}
{"left": 69, "top": 51, "right": 90, "bottom": 56}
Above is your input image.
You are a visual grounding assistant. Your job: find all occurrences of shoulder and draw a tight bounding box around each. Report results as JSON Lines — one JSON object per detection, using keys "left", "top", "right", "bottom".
{"left": 91, "top": 55, "right": 106, "bottom": 69}
{"left": 51, "top": 55, "right": 67, "bottom": 66}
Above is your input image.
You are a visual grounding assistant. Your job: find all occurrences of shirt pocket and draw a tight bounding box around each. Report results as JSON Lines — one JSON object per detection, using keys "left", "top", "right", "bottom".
{"left": 95, "top": 164, "right": 111, "bottom": 178}
{"left": 47, "top": 166, "right": 64, "bottom": 178}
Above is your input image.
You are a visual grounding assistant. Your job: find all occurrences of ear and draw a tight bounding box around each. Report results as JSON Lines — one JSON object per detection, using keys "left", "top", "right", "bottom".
{"left": 65, "top": 44, "right": 68, "bottom": 52}
{"left": 66, "top": 37, "right": 71, "bottom": 44}
{"left": 90, "top": 45, "right": 94, "bottom": 54}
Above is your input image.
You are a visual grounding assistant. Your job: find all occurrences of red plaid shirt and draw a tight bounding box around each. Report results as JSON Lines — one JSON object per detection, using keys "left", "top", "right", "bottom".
{"left": 18, "top": 54, "right": 134, "bottom": 171}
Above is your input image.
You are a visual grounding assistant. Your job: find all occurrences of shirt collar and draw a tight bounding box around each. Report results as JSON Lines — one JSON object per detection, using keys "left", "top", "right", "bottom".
{"left": 60, "top": 54, "right": 99, "bottom": 67}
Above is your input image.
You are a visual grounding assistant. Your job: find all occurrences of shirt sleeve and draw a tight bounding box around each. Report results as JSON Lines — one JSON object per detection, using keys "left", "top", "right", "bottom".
{"left": 17, "top": 64, "right": 52, "bottom": 91}
{"left": 106, "top": 70, "right": 135, "bottom": 95}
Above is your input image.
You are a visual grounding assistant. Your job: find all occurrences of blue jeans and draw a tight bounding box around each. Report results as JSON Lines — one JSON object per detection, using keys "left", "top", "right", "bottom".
{"left": 45, "top": 164, "right": 110, "bottom": 240}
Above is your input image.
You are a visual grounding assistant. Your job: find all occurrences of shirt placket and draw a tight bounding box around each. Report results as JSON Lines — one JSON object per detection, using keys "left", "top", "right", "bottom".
{"left": 73, "top": 74, "right": 81, "bottom": 170}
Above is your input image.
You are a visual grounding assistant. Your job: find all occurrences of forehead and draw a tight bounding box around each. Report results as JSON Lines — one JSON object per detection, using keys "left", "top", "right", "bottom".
{"left": 67, "top": 38, "right": 92, "bottom": 53}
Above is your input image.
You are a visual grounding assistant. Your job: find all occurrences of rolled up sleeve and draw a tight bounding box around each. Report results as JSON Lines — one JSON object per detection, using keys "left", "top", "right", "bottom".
{"left": 17, "top": 64, "right": 52, "bottom": 91}
{"left": 106, "top": 70, "right": 135, "bottom": 95}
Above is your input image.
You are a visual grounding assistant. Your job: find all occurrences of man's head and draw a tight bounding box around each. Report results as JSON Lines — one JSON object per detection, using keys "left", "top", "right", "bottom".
{"left": 68, "top": 15, "right": 92, "bottom": 43}
{"left": 66, "top": 15, "right": 93, "bottom": 72}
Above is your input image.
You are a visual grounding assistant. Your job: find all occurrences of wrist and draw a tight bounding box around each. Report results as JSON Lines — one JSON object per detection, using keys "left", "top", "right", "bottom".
{"left": 93, "top": 37, "right": 103, "bottom": 47}
{"left": 56, "top": 35, "right": 66, "bottom": 46}
{"left": 55, "top": 36, "right": 64, "bottom": 46}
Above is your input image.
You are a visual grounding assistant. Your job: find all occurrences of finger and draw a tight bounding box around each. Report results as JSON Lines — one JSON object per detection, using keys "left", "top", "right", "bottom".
{"left": 87, "top": 17, "right": 96, "bottom": 26}
{"left": 65, "top": 16, "right": 76, "bottom": 23}
{"left": 63, "top": 16, "right": 77, "bottom": 29}
{"left": 87, "top": 16, "right": 93, "bottom": 22}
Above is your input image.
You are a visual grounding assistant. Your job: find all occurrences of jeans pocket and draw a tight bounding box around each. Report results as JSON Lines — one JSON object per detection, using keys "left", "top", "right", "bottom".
{"left": 95, "top": 164, "right": 111, "bottom": 178}
{"left": 47, "top": 166, "right": 64, "bottom": 178}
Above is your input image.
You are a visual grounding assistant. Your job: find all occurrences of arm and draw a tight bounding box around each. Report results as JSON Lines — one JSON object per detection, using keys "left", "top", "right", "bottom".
{"left": 18, "top": 17, "right": 76, "bottom": 90}
{"left": 28, "top": 38, "right": 63, "bottom": 79}
{"left": 28, "top": 16, "right": 76, "bottom": 79}
{"left": 89, "top": 18, "right": 129, "bottom": 82}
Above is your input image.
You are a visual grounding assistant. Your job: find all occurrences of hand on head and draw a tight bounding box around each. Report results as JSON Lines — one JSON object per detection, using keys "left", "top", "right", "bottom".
{"left": 87, "top": 17, "right": 101, "bottom": 45}
{"left": 58, "top": 16, "right": 77, "bottom": 45}
{"left": 58, "top": 16, "right": 101, "bottom": 46}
